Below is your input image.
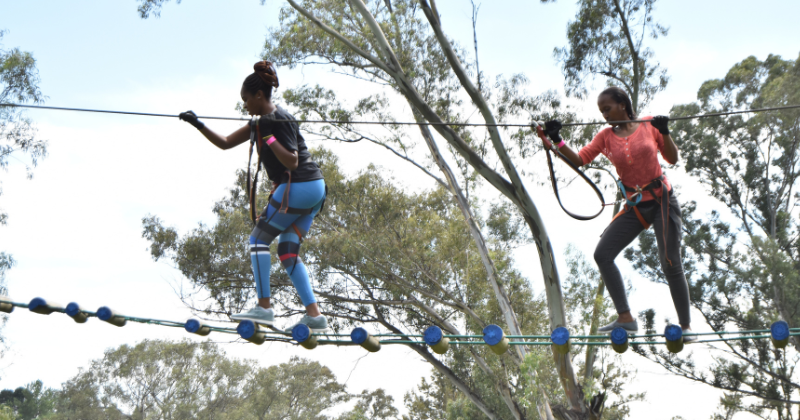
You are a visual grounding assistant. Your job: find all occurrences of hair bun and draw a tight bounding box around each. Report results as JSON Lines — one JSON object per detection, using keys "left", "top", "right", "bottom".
{"left": 253, "top": 60, "right": 279, "bottom": 89}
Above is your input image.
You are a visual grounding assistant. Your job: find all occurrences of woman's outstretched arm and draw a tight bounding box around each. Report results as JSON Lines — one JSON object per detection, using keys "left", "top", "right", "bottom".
{"left": 199, "top": 124, "right": 250, "bottom": 150}
{"left": 179, "top": 110, "right": 250, "bottom": 150}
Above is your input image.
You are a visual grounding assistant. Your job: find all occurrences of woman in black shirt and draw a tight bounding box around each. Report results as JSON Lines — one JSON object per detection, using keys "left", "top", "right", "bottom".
{"left": 178, "top": 61, "right": 327, "bottom": 332}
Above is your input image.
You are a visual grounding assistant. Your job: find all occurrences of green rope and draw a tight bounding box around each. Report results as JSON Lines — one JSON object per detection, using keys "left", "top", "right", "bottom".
{"left": 5, "top": 300, "right": 796, "bottom": 348}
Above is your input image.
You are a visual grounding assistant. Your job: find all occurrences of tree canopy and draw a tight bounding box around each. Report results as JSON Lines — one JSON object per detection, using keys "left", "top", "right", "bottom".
{"left": 554, "top": 0, "right": 669, "bottom": 112}
{"left": 3, "top": 339, "right": 396, "bottom": 420}
{"left": 0, "top": 30, "right": 46, "bottom": 220}
{"left": 0, "top": 29, "right": 46, "bottom": 367}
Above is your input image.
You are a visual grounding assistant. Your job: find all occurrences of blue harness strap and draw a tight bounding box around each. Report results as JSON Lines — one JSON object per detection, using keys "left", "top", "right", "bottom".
{"left": 617, "top": 179, "right": 643, "bottom": 207}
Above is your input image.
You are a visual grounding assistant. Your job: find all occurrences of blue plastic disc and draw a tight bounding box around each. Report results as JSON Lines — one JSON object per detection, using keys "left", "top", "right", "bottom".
{"left": 96, "top": 306, "right": 114, "bottom": 321}
{"left": 292, "top": 324, "right": 311, "bottom": 342}
{"left": 664, "top": 324, "right": 683, "bottom": 342}
{"left": 65, "top": 302, "right": 81, "bottom": 317}
{"left": 771, "top": 320, "right": 790, "bottom": 341}
{"left": 236, "top": 320, "right": 257, "bottom": 339}
{"left": 424, "top": 326, "right": 443, "bottom": 346}
{"left": 351, "top": 327, "right": 368, "bottom": 344}
{"left": 483, "top": 324, "right": 505, "bottom": 346}
{"left": 551, "top": 327, "right": 570, "bottom": 346}
{"left": 28, "top": 297, "right": 47, "bottom": 312}
{"left": 185, "top": 319, "right": 202, "bottom": 334}
{"left": 610, "top": 327, "right": 629, "bottom": 345}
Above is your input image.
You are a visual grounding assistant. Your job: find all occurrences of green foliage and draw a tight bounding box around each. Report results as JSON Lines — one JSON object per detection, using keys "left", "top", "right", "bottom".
{"left": 48, "top": 339, "right": 382, "bottom": 420}
{"left": 625, "top": 53, "right": 800, "bottom": 418}
{"left": 1, "top": 29, "right": 47, "bottom": 190}
{"left": 0, "top": 380, "right": 57, "bottom": 420}
{"left": 0, "top": 252, "right": 13, "bottom": 357}
{"left": 0, "top": 32, "right": 46, "bottom": 342}
{"left": 554, "top": 0, "right": 669, "bottom": 112}
{"left": 55, "top": 339, "right": 250, "bottom": 419}
{"left": 237, "top": 356, "right": 349, "bottom": 420}
{"left": 0, "top": 406, "right": 13, "bottom": 420}
{"left": 0, "top": 252, "right": 12, "bottom": 295}
{"left": 141, "top": 168, "right": 258, "bottom": 317}
{"left": 402, "top": 370, "right": 493, "bottom": 420}
{"left": 264, "top": 0, "right": 573, "bottom": 172}
{"left": 338, "top": 389, "right": 399, "bottom": 420}
{"left": 402, "top": 375, "right": 452, "bottom": 420}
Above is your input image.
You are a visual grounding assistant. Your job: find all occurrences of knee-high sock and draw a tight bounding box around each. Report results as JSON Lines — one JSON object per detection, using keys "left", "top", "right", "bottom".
{"left": 250, "top": 236, "right": 272, "bottom": 299}
{"left": 277, "top": 234, "right": 316, "bottom": 306}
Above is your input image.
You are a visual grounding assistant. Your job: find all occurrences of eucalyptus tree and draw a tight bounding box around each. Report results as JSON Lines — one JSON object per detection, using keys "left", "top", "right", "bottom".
{"left": 0, "top": 380, "right": 57, "bottom": 420}
{"left": 626, "top": 54, "right": 800, "bottom": 418}
{"left": 0, "top": 30, "right": 45, "bottom": 354}
{"left": 53, "top": 340, "right": 364, "bottom": 420}
{"left": 338, "top": 389, "right": 400, "bottom": 420}
{"left": 59, "top": 339, "right": 251, "bottom": 420}
{"left": 554, "top": 0, "right": 669, "bottom": 112}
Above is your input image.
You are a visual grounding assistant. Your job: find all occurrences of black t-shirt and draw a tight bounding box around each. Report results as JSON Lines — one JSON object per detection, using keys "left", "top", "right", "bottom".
{"left": 257, "top": 106, "right": 323, "bottom": 184}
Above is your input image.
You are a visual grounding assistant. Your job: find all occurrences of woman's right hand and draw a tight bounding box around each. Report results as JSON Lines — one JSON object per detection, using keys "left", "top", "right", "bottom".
{"left": 544, "top": 120, "right": 563, "bottom": 142}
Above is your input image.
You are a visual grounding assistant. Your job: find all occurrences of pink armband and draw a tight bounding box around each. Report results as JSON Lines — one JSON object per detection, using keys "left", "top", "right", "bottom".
{"left": 557, "top": 140, "right": 566, "bottom": 148}
{"left": 265, "top": 135, "right": 276, "bottom": 146}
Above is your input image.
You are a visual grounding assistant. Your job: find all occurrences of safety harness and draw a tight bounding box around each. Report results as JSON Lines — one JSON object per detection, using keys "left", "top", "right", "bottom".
{"left": 534, "top": 122, "right": 675, "bottom": 265}
{"left": 534, "top": 123, "right": 608, "bottom": 220}
{"left": 246, "top": 116, "right": 318, "bottom": 244}
{"left": 612, "top": 175, "right": 674, "bottom": 265}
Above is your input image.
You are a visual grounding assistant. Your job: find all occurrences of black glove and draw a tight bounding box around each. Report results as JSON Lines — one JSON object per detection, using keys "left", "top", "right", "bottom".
{"left": 543, "top": 120, "right": 563, "bottom": 143}
{"left": 651, "top": 115, "right": 670, "bottom": 135}
{"left": 179, "top": 110, "right": 205, "bottom": 130}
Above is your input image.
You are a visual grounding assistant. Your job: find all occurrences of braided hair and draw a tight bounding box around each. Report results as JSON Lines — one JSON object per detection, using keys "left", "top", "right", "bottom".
{"left": 599, "top": 86, "right": 636, "bottom": 120}
{"left": 242, "top": 60, "right": 280, "bottom": 99}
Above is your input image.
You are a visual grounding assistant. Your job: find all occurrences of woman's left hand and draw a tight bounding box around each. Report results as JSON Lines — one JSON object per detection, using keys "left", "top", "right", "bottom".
{"left": 651, "top": 115, "right": 670, "bottom": 135}
{"left": 179, "top": 110, "right": 206, "bottom": 130}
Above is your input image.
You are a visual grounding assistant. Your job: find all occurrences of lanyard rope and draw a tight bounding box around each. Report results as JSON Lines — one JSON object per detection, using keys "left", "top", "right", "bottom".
{"left": 533, "top": 123, "right": 608, "bottom": 220}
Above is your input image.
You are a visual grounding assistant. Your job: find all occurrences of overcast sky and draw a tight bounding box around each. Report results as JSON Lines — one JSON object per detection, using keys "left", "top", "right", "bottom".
{"left": 1, "top": 1, "right": 799, "bottom": 418}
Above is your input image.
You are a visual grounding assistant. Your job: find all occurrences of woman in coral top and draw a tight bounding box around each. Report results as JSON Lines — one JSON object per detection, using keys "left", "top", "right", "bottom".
{"left": 543, "top": 86, "right": 693, "bottom": 341}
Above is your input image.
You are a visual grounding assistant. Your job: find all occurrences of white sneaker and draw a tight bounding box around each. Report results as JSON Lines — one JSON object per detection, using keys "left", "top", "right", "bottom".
{"left": 284, "top": 314, "right": 329, "bottom": 333}
{"left": 597, "top": 319, "right": 639, "bottom": 334}
{"left": 230, "top": 306, "right": 275, "bottom": 325}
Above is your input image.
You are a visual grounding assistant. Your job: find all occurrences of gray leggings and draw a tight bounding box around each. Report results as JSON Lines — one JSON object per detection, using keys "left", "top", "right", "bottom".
{"left": 594, "top": 193, "right": 691, "bottom": 326}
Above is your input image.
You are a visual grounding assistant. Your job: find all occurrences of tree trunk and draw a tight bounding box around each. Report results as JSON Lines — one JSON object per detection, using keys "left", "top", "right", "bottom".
{"left": 410, "top": 106, "right": 527, "bottom": 364}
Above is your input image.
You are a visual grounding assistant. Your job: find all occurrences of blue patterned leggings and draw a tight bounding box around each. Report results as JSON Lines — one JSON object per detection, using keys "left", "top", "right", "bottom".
{"left": 249, "top": 179, "right": 325, "bottom": 306}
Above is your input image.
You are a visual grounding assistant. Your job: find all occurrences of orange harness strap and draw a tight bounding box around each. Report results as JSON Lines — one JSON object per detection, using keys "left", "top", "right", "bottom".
{"left": 614, "top": 176, "right": 674, "bottom": 266}
{"left": 291, "top": 223, "right": 304, "bottom": 243}
{"left": 611, "top": 206, "right": 651, "bottom": 229}
{"left": 633, "top": 206, "right": 650, "bottom": 229}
